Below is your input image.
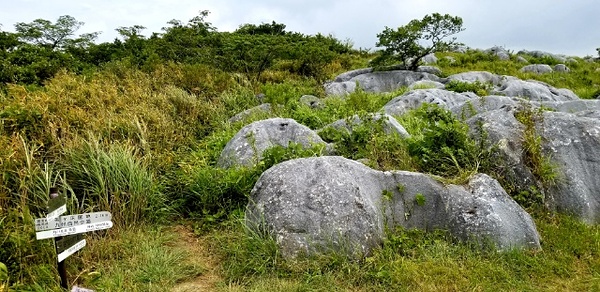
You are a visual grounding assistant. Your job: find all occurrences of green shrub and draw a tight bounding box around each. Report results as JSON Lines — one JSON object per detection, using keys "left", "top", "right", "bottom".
{"left": 445, "top": 80, "right": 492, "bottom": 96}
{"left": 400, "top": 103, "right": 484, "bottom": 178}
{"left": 514, "top": 102, "right": 561, "bottom": 205}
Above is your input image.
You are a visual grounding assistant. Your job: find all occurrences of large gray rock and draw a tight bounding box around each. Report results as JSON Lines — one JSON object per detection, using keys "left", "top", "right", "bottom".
{"left": 325, "top": 70, "right": 442, "bottom": 96}
{"left": 383, "top": 89, "right": 475, "bottom": 116}
{"left": 518, "top": 50, "right": 567, "bottom": 63}
{"left": 532, "top": 100, "right": 600, "bottom": 113}
{"left": 217, "top": 118, "right": 327, "bottom": 168}
{"left": 516, "top": 56, "right": 529, "bottom": 63}
{"left": 408, "top": 80, "right": 446, "bottom": 90}
{"left": 246, "top": 156, "right": 541, "bottom": 258}
{"left": 422, "top": 53, "right": 438, "bottom": 64}
{"left": 446, "top": 174, "right": 540, "bottom": 249}
{"left": 541, "top": 112, "right": 600, "bottom": 223}
{"left": 246, "top": 157, "right": 386, "bottom": 257}
{"left": 333, "top": 68, "right": 374, "bottom": 82}
{"left": 450, "top": 95, "right": 521, "bottom": 118}
{"left": 228, "top": 103, "right": 278, "bottom": 123}
{"left": 447, "top": 71, "right": 506, "bottom": 86}
{"left": 299, "top": 95, "right": 323, "bottom": 109}
{"left": 321, "top": 113, "right": 410, "bottom": 139}
{"left": 520, "top": 64, "right": 553, "bottom": 74}
{"left": 417, "top": 65, "right": 442, "bottom": 76}
{"left": 324, "top": 81, "right": 357, "bottom": 96}
{"left": 485, "top": 46, "right": 510, "bottom": 60}
{"left": 466, "top": 108, "right": 537, "bottom": 190}
{"left": 493, "top": 79, "right": 579, "bottom": 101}
{"left": 554, "top": 64, "right": 570, "bottom": 72}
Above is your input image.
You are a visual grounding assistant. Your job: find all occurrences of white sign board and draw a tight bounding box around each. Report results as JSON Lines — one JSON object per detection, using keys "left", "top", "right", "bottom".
{"left": 46, "top": 205, "right": 67, "bottom": 220}
{"left": 35, "top": 211, "right": 112, "bottom": 231}
{"left": 57, "top": 239, "right": 86, "bottom": 262}
{"left": 71, "top": 286, "right": 95, "bottom": 292}
{"left": 36, "top": 221, "right": 113, "bottom": 240}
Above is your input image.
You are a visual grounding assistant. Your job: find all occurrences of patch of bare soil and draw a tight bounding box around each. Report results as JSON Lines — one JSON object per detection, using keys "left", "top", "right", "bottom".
{"left": 170, "top": 225, "right": 222, "bottom": 292}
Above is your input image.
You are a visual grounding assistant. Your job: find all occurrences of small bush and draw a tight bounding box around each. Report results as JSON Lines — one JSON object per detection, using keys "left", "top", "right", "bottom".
{"left": 400, "top": 103, "right": 485, "bottom": 178}
{"left": 445, "top": 80, "right": 492, "bottom": 96}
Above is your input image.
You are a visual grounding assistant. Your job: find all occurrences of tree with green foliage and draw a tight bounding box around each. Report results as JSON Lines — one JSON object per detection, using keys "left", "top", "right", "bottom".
{"left": 373, "top": 13, "right": 464, "bottom": 70}
{"left": 14, "top": 15, "right": 98, "bottom": 50}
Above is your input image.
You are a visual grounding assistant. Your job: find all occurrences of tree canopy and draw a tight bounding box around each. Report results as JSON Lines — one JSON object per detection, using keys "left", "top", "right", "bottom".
{"left": 373, "top": 13, "right": 464, "bottom": 70}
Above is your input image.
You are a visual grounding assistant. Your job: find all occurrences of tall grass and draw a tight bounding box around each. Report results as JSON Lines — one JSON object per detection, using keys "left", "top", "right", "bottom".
{"left": 60, "top": 138, "right": 166, "bottom": 228}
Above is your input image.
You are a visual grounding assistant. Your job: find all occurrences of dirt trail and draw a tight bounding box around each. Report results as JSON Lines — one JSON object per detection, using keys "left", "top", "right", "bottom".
{"left": 170, "top": 225, "right": 223, "bottom": 292}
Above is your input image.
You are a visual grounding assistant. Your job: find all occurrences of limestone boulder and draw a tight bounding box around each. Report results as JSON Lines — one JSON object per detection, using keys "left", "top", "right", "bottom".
{"left": 446, "top": 174, "right": 541, "bottom": 249}
{"left": 541, "top": 112, "right": 600, "bottom": 223}
{"left": 554, "top": 64, "right": 570, "bottom": 72}
{"left": 520, "top": 64, "right": 553, "bottom": 74}
{"left": 228, "top": 103, "right": 278, "bottom": 124}
{"left": 450, "top": 95, "right": 521, "bottom": 118}
{"left": 466, "top": 108, "right": 536, "bottom": 190}
{"left": 299, "top": 95, "right": 323, "bottom": 109}
{"left": 246, "top": 157, "right": 386, "bottom": 257}
{"left": 422, "top": 53, "right": 438, "bottom": 64}
{"left": 325, "top": 70, "right": 442, "bottom": 96}
{"left": 246, "top": 156, "right": 541, "bottom": 258}
{"left": 417, "top": 66, "right": 442, "bottom": 76}
{"left": 217, "top": 118, "right": 328, "bottom": 168}
{"left": 447, "top": 71, "right": 506, "bottom": 86}
{"left": 320, "top": 113, "right": 410, "bottom": 139}
{"left": 408, "top": 80, "right": 446, "bottom": 90}
{"left": 493, "top": 79, "right": 579, "bottom": 101}
{"left": 383, "top": 89, "right": 475, "bottom": 116}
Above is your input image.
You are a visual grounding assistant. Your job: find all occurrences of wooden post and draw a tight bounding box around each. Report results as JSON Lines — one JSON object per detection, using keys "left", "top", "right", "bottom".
{"left": 50, "top": 187, "right": 68, "bottom": 290}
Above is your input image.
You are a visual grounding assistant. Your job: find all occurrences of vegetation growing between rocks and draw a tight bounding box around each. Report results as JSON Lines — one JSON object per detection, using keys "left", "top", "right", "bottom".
{"left": 1, "top": 10, "right": 600, "bottom": 291}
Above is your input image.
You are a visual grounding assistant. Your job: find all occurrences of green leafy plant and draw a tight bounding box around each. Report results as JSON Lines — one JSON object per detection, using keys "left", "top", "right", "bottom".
{"left": 445, "top": 80, "right": 492, "bottom": 96}
{"left": 514, "top": 102, "right": 561, "bottom": 205}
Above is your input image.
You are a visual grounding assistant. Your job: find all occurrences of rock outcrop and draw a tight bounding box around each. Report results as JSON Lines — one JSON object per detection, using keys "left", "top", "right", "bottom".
{"left": 325, "top": 70, "right": 443, "bottom": 96}
{"left": 542, "top": 112, "right": 600, "bottom": 223}
{"left": 383, "top": 89, "right": 476, "bottom": 116}
{"left": 217, "top": 118, "right": 328, "bottom": 168}
{"left": 246, "top": 156, "right": 541, "bottom": 258}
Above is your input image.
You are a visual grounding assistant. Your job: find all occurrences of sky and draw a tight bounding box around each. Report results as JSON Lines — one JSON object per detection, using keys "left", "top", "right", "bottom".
{"left": 1, "top": 0, "right": 598, "bottom": 57}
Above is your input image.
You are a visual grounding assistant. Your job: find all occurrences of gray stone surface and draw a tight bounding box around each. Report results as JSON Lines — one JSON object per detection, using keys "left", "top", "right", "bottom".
{"left": 466, "top": 108, "right": 537, "bottom": 191}
{"left": 325, "top": 70, "right": 442, "bottom": 96}
{"left": 324, "top": 81, "right": 357, "bottom": 96}
{"left": 486, "top": 46, "right": 510, "bottom": 60}
{"left": 541, "top": 112, "right": 600, "bottom": 223}
{"left": 520, "top": 64, "right": 554, "bottom": 74}
{"left": 532, "top": 100, "right": 600, "bottom": 113}
{"left": 217, "top": 118, "right": 327, "bottom": 168}
{"left": 383, "top": 89, "right": 475, "bottom": 116}
{"left": 417, "top": 65, "right": 442, "bottom": 76}
{"left": 516, "top": 56, "right": 529, "bottom": 63}
{"left": 246, "top": 156, "right": 541, "bottom": 258}
{"left": 446, "top": 174, "right": 541, "bottom": 249}
{"left": 422, "top": 53, "right": 438, "bottom": 64}
{"left": 447, "top": 71, "right": 506, "bottom": 86}
{"left": 408, "top": 80, "right": 446, "bottom": 90}
{"left": 299, "top": 95, "right": 323, "bottom": 109}
{"left": 321, "top": 113, "right": 410, "bottom": 139}
{"left": 246, "top": 157, "right": 386, "bottom": 258}
{"left": 450, "top": 95, "right": 521, "bottom": 118}
{"left": 493, "top": 79, "right": 579, "bottom": 101}
{"left": 228, "top": 103, "right": 277, "bottom": 124}
{"left": 554, "top": 64, "right": 570, "bottom": 72}
{"left": 333, "top": 68, "right": 374, "bottom": 82}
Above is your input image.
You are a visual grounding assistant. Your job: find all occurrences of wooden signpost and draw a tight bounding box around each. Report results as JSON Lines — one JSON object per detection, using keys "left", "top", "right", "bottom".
{"left": 35, "top": 187, "right": 113, "bottom": 290}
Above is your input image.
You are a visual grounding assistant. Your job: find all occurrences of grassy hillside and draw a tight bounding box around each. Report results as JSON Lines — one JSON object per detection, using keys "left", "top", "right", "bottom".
{"left": 1, "top": 48, "right": 600, "bottom": 291}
